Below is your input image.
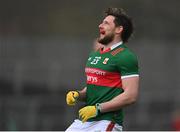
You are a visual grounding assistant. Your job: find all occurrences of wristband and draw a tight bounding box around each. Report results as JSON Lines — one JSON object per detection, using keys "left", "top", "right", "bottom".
{"left": 95, "top": 103, "right": 102, "bottom": 115}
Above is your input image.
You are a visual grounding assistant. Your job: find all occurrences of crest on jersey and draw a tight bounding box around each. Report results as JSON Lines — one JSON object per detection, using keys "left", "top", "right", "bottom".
{"left": 103, "top": 58, "right": 109, "bottom": 64}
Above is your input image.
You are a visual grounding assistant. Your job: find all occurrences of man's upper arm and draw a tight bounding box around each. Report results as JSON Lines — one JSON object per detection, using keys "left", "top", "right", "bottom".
{"left": 122, "top": 76, "right": 139, "bottom": 101}
{"left": 117, "top": 50, "right": 140, "bottom": 98}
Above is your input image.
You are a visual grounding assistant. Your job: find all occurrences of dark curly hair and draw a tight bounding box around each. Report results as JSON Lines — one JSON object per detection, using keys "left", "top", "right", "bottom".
{"left": 105, "top": 7, "right": 134, "bottom": 43}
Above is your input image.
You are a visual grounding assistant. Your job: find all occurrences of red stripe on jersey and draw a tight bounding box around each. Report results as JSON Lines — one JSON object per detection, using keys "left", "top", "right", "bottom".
{"left": 85, "top": 67, "right": 122, "bottom": 88}
{"left": 106, "top": 121, "right": 115, "bottom": 131}
{"left": 111, "top": 48, "right": 124, "bottom": 56}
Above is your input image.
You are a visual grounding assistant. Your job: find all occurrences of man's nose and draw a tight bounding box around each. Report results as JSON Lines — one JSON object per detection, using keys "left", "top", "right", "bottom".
{"left": 99, "top": 23, "right": 103, "bottom": 29}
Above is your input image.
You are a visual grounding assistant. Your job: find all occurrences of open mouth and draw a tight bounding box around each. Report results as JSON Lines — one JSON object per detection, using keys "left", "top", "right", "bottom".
{"left": 100, "top": 30, "right": 105, "bottom": 35}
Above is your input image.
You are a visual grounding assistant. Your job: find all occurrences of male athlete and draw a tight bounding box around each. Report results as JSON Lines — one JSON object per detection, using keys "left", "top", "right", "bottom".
{"left": 65, "top": 7, "right": 139, "bottom": 131}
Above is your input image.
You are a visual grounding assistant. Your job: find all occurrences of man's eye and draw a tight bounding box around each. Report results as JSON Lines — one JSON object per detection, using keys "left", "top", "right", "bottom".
{"left": 104, "top": 21, "right": 109, "bottom": 25}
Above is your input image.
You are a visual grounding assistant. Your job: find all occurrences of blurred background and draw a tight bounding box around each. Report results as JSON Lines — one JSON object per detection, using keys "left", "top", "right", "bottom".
{"left": 0, "top": 0, "right": 180, "bottom": 130}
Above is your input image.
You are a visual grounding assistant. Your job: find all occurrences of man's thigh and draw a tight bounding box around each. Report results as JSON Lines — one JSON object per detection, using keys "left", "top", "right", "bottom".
{"left": 65, "top": 119, "right": 122, "bottom": 131}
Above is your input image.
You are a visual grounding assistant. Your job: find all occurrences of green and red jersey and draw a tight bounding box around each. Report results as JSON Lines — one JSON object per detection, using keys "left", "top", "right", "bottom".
{"left": 85, "top": 41, "right": 139, "bottom": 125}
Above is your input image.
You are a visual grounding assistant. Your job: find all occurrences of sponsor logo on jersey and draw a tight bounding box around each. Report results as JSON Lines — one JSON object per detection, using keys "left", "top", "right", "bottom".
{"left": 85, "top": 67, "right": 122, "bottom": 88}
{"left": 87, "top": 75, "right": 97, "bottom": 83}
{"left": 85, "top": 67, "right": 106, "bottom": 76}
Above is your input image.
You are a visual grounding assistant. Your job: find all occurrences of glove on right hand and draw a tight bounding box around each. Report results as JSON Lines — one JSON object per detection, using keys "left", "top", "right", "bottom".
{"left": 66, "top": 91, "right": 79, "bottom": 106}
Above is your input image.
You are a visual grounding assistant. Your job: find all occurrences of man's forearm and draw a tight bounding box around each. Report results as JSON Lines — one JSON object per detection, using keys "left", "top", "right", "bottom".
{"left": 78, "top": 87, "right": 87, "bottom": 101}
{"left": 100, "top": 92, "right": 137, "bottom": 113}
{"left": 100, "top": 76, "right": 139, "bottom": 113}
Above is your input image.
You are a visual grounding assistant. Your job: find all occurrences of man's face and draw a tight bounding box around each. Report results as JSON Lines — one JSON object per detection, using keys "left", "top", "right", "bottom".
{"left": 98, "top": 15, "right": 116, "bottom": 45}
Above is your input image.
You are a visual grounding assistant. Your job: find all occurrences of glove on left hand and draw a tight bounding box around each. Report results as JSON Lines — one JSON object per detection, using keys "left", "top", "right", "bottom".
{"left": 79, "top": 104, "right": 101, "bottom": 123}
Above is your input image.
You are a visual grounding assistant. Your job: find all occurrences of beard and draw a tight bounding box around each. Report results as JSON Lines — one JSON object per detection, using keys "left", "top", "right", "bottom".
{"left": 98, "top": 33, "right": 114, "bottom": 45}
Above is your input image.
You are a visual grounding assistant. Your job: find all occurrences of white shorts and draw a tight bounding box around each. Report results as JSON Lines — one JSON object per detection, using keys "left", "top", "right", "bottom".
{"left": 65, "top": 119, "right": 122, "bottom": 132}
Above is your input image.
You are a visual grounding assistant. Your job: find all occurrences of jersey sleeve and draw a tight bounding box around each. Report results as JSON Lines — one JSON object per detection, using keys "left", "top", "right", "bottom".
{"left": 116, "top": 51, "right": 139, "bottom": 79}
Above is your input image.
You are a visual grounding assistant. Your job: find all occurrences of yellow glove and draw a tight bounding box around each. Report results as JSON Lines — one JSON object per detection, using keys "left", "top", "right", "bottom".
{"left": 79, "top": 104, "right": 101, "bottom": 123}
{"left": 66, "top": 91, "right": 79, "bottom": 106}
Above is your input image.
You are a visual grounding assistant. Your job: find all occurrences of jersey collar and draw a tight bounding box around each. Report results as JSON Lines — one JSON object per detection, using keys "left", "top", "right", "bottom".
{"left": 110, "top": 41, "right": 123, "bottom": 50}
{"left": 100, "top": 41, "right": 123, "bottom": 54}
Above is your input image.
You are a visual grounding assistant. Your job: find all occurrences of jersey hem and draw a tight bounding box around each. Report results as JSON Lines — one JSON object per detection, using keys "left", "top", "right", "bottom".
{"left": 121, "top": 74, "right": 139, "bottom": 79}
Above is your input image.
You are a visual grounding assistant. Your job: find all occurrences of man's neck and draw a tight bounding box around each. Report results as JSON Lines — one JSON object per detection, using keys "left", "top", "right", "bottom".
{"left": 103, "top": 39, "right": 122, "bottom": 51}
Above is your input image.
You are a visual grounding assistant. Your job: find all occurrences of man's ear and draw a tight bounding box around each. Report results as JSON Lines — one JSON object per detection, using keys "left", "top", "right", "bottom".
{"left": 115, "top": 26, "right": 123, "bottom": 34}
